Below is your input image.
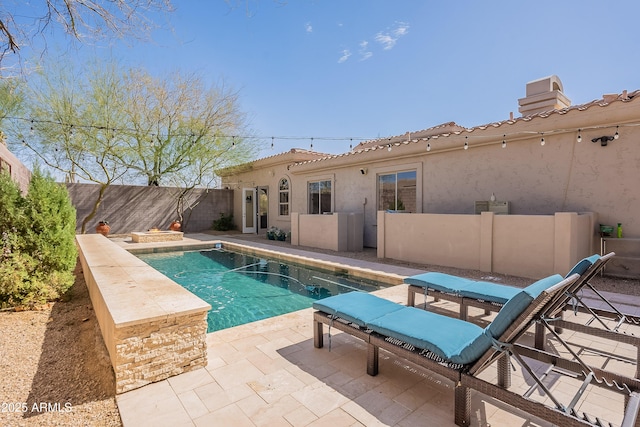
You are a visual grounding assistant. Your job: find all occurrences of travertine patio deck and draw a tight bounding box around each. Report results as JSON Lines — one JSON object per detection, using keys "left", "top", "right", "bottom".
{"left": 114, "top": 233, "right": 640, "bottom": 426}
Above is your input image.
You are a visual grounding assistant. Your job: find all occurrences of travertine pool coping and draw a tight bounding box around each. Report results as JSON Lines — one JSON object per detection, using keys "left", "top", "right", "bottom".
{"left": 76, "top": 234, "right": 211, "bottom": 393}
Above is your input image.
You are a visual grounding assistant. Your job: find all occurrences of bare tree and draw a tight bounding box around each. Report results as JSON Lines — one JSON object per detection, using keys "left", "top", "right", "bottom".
{"left": 13, "top": 61, "right": 130, "bottom": 232}
{"left": 10, "top": 60, "right": 258, "bottom": 232}
{"left": 120, "top": 69, "right": 255, "bottom": 187}
{"left": 0, "top": 0, "right": 174, "bottom": 74}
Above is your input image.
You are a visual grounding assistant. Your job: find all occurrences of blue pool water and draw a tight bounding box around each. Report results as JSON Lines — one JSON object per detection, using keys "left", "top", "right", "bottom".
{"left": 137, "top": 248, "right": 388, "bottom": 332}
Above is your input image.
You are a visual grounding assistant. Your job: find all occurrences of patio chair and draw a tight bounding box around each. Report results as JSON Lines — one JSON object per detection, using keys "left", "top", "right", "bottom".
{"left": 406, "top": 252, "right": 640, "bottom": 378}
{"left": 405, "top": 253, "right": 603, "bottom": 321}
{"left": 312, "top": 274, "right": 640, "bottom": 426}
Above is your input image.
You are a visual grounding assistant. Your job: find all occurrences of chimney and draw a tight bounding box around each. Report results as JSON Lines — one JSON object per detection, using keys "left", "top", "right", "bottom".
{"left": 517, "top": 75, "right": 571, "bottom": 116}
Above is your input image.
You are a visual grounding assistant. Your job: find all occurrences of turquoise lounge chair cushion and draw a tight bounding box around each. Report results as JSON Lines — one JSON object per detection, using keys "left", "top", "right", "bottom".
{"left": 404, "top": 272, "right": 475, "bottom": 293}
{"left": 457, "top": 282, "right": 520, "bottom": 304}
{"left": 566, "top": 254, "right": 600, "bottom": 277}
{"left": 312, "top": 292, "right": 404, "bottom": 327}
{"left": 405, "top": 272, "right": 522, "bottom": 304}
{"left": 405, "top": 255, "right": 598, "bottom": 304}
{"left": 484, "top": 274, "right": 563, "bottom": 339}
{"left": 367, "top": 306, "right": 491, "bottom": 365}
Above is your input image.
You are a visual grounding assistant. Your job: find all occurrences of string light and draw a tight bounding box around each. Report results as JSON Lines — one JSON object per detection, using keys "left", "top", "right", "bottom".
{"left": 7, "top": 115, "right": 634, "bottom": 154}
{"left": 502, "top": 135, "right": 506, "bottom": 148}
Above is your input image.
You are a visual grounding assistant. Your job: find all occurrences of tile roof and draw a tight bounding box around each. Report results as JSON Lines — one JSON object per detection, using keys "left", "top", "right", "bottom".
{"left": 217, "top": 148, "right": 330, "bottom": 176}
{"left": 288, "top": 89, "right": 640, "bottom": 168}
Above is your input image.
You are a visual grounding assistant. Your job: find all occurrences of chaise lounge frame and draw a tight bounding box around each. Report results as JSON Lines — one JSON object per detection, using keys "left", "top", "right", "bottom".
{"left": 313, "top": 275, "right": 640, "bottom": 426}
{"left": 407, "top": 252, "right": 640, "bottom": 379}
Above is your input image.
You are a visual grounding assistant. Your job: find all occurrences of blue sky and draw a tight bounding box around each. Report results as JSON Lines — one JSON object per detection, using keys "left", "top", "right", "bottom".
{"left": 25, "top": 1, "right": 640, "bottom": 156}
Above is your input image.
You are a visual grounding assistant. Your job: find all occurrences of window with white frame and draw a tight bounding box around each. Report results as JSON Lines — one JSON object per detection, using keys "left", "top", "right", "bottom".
{"left": 308, "top": 180, "right": 331, "bottom": 214}
{"left": 278, "top": 178, "right": 289, "bottom": 216}
{"left": 377, "top": 170, "right": 417, "bottom": 212}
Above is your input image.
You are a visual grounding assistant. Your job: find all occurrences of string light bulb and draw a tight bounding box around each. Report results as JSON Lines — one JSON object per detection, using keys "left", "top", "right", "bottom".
{"left": 614, "top": 126, "right": 619, "bottom": 139}
{"left": 540, "top": 133, "right": 545, "bottom": 146}
{"left": 310, "top": 137, "right": 313, "bottom": 150}
{"left": 464, "top": 136, "right": 468, "bottom": 150}
{"left": 271, "top": 137, "right": 274, "bottom": 150}
{"left": 502, "top": 135, "right": 506, "bottom": 148}
{"left": 426, "top": 142, "right": 431, "bottom": 152}
{"left": 387, "top": 144, "right": 392, "bottom": 152}
{"left": 577, "top": 129, "right": 582, "bottom": 143}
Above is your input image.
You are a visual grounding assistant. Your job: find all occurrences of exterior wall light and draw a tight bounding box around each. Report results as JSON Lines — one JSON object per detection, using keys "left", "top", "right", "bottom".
{"left": 591, "top": 135, "right": 615, "bottom": 146}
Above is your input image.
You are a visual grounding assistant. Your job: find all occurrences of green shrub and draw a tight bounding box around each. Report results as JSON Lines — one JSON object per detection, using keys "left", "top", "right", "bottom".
{"left": 212, "top": 212, "right": 234, "bottom": 231}
{"left": 0, "top": 171, "right": 24, "bottom": 233}
{"left": 22, "top": 170, "right": 78, "bottom": 274}
{"left": 0, "top": 169, "right": 77, "bottom": 308}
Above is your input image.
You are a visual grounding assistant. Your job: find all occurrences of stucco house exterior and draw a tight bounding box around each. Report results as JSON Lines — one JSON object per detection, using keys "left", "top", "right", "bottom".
{"left": 219, "top": 76, "right": 640, "bottom": 278}
{"left": 0, "top": 137, "right": 31, "bottom": 193}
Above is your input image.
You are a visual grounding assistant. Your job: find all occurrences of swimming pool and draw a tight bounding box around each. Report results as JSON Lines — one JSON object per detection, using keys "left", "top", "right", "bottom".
{"left": 137, "top": 247, "right": 389, "bottom": 332}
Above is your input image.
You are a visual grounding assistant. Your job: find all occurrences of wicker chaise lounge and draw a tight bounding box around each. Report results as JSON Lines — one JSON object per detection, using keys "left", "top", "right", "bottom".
{"left": 405, "top": 253, "right": 604, "bottom": 320}
{"left": 312, "top": 274, "right": 640, "bottom": 426}
{"left": 405, "top": 252, "right": 640, "bottom": 379}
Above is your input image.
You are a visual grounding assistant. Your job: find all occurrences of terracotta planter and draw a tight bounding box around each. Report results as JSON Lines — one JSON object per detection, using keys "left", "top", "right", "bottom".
{"left": 96, "top": 222, "right": 110, "bottom": 236}
{"left": 169, "top": 221, "right": 181, "bottom": 231}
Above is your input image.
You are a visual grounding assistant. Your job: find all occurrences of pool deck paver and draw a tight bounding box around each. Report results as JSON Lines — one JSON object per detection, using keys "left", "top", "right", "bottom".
{"left": 115, "top": 233, "right": 640, "bottom": 426}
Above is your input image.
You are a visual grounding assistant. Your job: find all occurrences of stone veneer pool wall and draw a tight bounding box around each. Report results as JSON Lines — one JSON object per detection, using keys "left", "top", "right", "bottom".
{"left": 76, "top": 234, "right": 211, "bottom": 394}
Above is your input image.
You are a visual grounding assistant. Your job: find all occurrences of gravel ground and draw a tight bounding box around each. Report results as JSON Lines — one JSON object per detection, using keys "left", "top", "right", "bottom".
{"left": 0, "top": 234, "right": 638, "bottom": 427}
{"left": 0, "top": 263, "right": 122, "bottom": 427}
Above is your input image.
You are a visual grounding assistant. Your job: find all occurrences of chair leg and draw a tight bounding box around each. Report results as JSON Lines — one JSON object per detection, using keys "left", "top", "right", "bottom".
{"left": 534, "top": 322, "right": 545, "bottom": 350}
{"left": 454, "top": 383, "right": 471, "bottom": 426}
{"left": 554, "top": 310, "right": 564, "bottom": 334}
{"left": 407, "top": 289, "right": 415, "bottom": 307}
{"left": 497, "top": 353, "right": 511, "bottom": 388}
{"left": 314, "top": 319, "right": 323, "bottom": 348}
{"left": 461, "top": 301, "right": 468, "bottom": 321}
{"left": 367, "top": 343, "right": 379, "bottom": 376}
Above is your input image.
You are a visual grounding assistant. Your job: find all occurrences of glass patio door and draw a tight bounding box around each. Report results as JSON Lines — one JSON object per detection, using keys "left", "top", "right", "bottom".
{"left": 242, "top": 188, "right": 257, "bottom": 233}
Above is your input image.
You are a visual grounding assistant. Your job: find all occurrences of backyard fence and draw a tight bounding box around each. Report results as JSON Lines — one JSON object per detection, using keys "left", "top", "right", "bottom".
{"left": 66, "top": 183, "right": 233, "bottom": 234}
{"left": 377, "top": 211, "right": 596, "bottom": 279}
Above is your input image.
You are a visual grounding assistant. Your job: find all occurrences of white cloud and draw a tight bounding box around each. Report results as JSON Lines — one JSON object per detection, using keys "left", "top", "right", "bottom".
{"left": 359, "top": 40, "right": 372, "bottom": 61}
{"left": 338, "top": 49, "right": 352, "bottom": 63}
{"left": 394, "top": 22, "right": 410, "bottom": 37}
{"left": 375, "top": 21, "right": 410, "bottom": 50}
{"left": 305, "top": 22, "right": 313, "bottom": 33}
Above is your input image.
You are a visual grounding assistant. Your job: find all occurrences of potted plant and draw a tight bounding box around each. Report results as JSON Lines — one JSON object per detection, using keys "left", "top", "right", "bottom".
{"left": 169, "top": 220, "right": 181, "bottom": 231}
{"left": 266, "top": 226, "right": 287, "bottom": 241}
{"left": 96, "top": 220, "right": 110, "bottom": 236}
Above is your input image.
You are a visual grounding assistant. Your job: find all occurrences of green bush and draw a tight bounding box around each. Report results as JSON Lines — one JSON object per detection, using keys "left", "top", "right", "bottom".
{"left": 0, "top": 170, "right": 77, "bottom": 308}
{"left": 0, "top": 170, "right": 24, "bottom": 232}
{"left": 212, "top": 212, "right": 234, "bottom": 231}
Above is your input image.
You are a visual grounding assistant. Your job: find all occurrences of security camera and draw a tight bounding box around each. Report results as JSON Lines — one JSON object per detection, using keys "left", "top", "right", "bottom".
{"left": 359, "top": 168, "right": 368, "bottom": 175}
